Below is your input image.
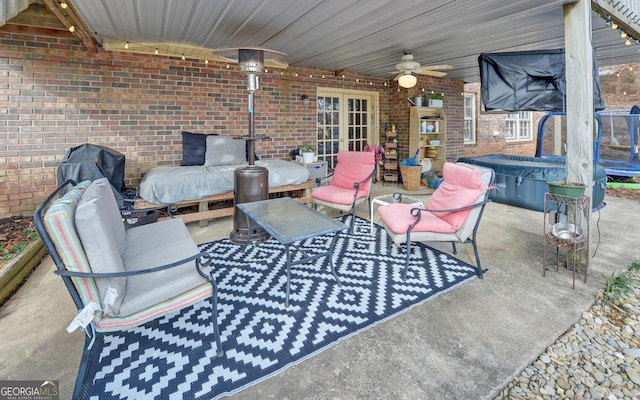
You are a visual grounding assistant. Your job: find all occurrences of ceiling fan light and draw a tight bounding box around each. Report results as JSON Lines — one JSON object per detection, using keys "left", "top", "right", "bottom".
{"left": 398, "top": 74, "right": 417, "bottom": 88}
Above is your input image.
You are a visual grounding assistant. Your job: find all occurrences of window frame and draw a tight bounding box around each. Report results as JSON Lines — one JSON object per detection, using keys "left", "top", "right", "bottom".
{"left": 505, "top": 111, "right": 533, "bottom": 141}
{"left": 463, "top": 92, "right": 476, "bottom": 144}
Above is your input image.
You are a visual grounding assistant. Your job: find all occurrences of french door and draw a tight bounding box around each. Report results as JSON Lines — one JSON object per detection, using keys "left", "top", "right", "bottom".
{"left": 316, "top": 89, "right": 378, "bottom": 169}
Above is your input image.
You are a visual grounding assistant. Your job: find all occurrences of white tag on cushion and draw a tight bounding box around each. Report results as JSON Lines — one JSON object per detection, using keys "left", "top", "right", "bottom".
{"left": 102, "top": 286, "right": 119, "bottom": 314}
{"left": 66, "top": 301, "right": 101, "bottom": 332}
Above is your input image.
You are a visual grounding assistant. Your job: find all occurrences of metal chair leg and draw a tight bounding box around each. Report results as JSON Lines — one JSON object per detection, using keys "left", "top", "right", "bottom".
{"left": 403, "top": 242, "right": 411, "bottom": 280}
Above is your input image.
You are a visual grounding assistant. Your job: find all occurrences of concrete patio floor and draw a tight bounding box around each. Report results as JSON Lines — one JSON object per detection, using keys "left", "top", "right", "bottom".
{"left": 1, "top": 181, "right": 639, "bottom": 399}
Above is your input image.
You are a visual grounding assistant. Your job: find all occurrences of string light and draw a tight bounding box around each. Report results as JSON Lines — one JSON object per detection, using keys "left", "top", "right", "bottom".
{"left": 59, "top": 2, "right": 68, "bottom": 9}
{"left": 154, "top": 48, "right": 159, "bottom": 55}
{"left": 204, "top": 59, "right": 208, "bottom": 65}
{"left": 620, "top": 30, "right": 628, "bottom": 38}
{"left": 68, "top": 25, "right": 75, "bottom": 33}
{"left": 124, "top": 42, "right": 129, "bottom": 49}
{"left": 626, "top": 39, "right": 632, "bottom": 45}
{"left": 181, "top": 54, "right": 186, "bottom": 60}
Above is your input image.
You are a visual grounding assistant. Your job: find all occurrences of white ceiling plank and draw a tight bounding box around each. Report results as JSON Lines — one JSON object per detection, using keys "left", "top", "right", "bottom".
{"left": 70, "top": 0, "right": 640, "bottom": 82}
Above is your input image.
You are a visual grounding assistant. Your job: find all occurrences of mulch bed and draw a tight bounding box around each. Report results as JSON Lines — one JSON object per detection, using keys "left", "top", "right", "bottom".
{"left": 0, "top": 215, "right": 36, "bottom": 263}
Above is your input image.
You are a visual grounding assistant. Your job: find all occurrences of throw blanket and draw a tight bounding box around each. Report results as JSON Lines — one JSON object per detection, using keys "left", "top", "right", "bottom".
{"left": 139, "top": 159, "right": 310, "bottom": 204}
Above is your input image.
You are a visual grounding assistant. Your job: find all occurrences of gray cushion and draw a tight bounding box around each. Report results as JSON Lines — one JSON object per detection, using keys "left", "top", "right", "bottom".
{"left": 75, "top": 178, "right": 127, "bottom": 315}
{"left": 120, "top": 218, "right": 206, "bottom": 316}
{"left": 204, "top": 135, "right": 247, "bottom": 166}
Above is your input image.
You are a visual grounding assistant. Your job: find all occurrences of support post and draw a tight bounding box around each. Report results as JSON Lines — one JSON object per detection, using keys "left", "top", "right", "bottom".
{"left": 564, "top": 0, "right": 594, "bottom": 271}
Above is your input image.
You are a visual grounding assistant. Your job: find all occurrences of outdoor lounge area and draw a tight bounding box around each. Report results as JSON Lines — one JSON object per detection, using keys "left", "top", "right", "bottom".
{"left": 3, "top": 1, "right": 640, "bottom": 398}
{"left": 2, "top": 180, "right": 640, "bottom": 399}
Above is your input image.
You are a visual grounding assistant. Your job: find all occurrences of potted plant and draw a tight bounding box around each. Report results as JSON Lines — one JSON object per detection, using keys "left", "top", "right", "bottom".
{"left": 547, "top": 180, "right": 586, "bottom": 201}
{"left": 427, "top": 93, "right": 444, "bottom": 108}
{"left": 301, "top": 144, "right": 315, "bottom": 164}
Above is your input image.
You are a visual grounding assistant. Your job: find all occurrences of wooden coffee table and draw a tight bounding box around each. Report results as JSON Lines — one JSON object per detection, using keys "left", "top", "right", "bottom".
{"left": 236, "top": 197, "right": 348, "bottom": 306}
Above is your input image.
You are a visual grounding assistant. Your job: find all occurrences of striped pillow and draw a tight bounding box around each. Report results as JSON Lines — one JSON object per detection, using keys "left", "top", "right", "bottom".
{"left": 43, "top": 180, "right": 102, "bottom": 308}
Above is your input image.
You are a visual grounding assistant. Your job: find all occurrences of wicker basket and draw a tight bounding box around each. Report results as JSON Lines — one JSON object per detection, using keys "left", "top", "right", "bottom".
{"left": 400, "top": 165, "right": 422, "bottom": 191}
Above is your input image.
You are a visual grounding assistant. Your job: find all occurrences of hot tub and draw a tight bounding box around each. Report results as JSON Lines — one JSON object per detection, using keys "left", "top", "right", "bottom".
{"left": 457, "top": 154, "right": 606, "bottom": 211}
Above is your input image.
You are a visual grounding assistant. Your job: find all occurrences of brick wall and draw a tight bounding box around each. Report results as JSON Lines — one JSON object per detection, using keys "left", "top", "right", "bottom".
{"left": 0, "top": 28, "right": 463, "bottom": 216}
{"left": 462, "top": 83, "right": 542, "bottom": 158}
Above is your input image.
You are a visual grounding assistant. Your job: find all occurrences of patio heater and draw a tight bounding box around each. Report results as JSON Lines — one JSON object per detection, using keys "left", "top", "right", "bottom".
{"left": 213, "top": 47, "right": 288, "bottom": 244}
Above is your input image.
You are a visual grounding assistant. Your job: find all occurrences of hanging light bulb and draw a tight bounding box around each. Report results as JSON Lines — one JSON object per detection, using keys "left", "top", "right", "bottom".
{"left": 624, "top": 90, "right": 628, "bottom": 95}
{"left": 124, "top": 42, "right": 129, "bottom": 49}
{"left": 154, "top": 48, "right": 159, "bottom": 55}
{"left": 620, "top": 30, "right": 628, "bottom": 38}
{"left": 68, "top": 25, "right": 75, "bottom": 33}
{"left": 626, "top": 38, "right": 632, "bottom": 46}
{"left": 181, "top": 54, "right": 186, "bottom": 60}
{"left": 612, "top": 21, "right": 618, "bottom": 29}
{"left": 204, "top": 59, "right": 208, "bottom": 65}
{"left": 60, "top": 2, "right": 68, "bottom": 9}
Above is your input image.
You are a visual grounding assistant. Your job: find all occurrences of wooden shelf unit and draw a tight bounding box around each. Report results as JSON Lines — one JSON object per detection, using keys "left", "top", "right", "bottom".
{"left": 382, "top": 129, "right": 399, "bottom": 185}
{"left": 408, "top": 107, "right": 446, "bottom": 175}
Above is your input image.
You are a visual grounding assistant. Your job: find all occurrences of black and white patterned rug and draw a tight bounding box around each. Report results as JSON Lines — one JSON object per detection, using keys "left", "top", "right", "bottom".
{"left": 81, "top": 216, "right": 479, "bottom": 399}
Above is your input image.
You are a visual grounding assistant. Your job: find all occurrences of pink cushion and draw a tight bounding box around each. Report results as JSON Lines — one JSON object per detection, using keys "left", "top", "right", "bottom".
{"left": 312, "top": 185, "right": 368, "bottom": 205}
{"left": 330, "top": 151, "right": 375, "bottom": 192}
{"left": 378, "top": 203, "right": 456, "bottom": 234}
{"left": 426, "top": 162, "right": 484, "bottom": 230}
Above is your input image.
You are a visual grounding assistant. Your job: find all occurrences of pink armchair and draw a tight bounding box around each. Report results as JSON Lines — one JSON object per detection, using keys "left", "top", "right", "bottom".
{"left": 378, "top": 162, "right": 495, "bottom": 279}
{"left": 312, "top": 150, "right": 376, "bottom": 233}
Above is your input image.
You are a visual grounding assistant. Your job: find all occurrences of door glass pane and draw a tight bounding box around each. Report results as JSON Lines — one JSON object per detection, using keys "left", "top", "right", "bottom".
{"left": 345, "top": 95, "right": 369, "bottom": 153}
{"left": 317, "top": 92, "right": 373, "bottom": 169}
{"left": 317, "top": 96, "right": 340, "bottom": 168}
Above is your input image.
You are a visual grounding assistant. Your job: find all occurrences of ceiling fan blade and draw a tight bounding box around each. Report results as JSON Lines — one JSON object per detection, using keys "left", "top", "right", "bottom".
{"left": 416, "top": 70, "right": 448, "bottom": 77}
{"left": 393, "top": 73, "right": 405, "bottom": 81}
{"left": 419, "top": 64, "right": 453, "bottom": 71}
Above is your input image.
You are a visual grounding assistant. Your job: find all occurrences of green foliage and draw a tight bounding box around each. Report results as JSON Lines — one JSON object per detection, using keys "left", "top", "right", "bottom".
{"left": 301, "top": 144, "right": 315, "bottom": 152}
{"left": 599, "top": 260, "right": 640, "bottom": 313}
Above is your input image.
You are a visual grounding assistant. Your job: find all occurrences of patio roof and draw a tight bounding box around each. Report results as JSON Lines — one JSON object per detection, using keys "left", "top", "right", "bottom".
{"left": 2, "top": 0, "right": 640, "bottom": 82}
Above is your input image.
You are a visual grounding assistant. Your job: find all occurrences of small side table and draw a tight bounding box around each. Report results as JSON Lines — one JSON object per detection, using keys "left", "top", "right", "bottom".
{"left": 370, "top": 193, "right": 423, "bottom": 234}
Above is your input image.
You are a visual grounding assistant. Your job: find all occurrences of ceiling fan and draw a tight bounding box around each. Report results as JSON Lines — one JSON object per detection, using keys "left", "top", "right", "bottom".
{"left": 393, "top": 51, "right": 452, "bottom": 88}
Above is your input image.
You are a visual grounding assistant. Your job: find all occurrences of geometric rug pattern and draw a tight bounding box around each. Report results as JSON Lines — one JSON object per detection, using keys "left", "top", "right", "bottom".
{"left": 81, "top": 216, "right": 479, "bottom": 399}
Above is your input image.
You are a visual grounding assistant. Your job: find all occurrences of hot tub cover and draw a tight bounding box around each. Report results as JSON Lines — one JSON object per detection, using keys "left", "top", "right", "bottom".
{"left": 479, "top": 49, "right": 605, "bottom": 112}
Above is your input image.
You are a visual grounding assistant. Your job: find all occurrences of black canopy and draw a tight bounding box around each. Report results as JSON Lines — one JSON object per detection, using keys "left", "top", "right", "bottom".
{"left": 479, "top": 49, "right": 605, "bottom": 112}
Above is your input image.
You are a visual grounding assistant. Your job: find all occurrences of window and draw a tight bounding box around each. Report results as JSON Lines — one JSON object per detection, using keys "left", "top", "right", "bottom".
{"left": 505, "top": 111, "right": 532, "bottom": 141}
{"left": 463, "top": 93, "right": 476, "bottom": 143}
